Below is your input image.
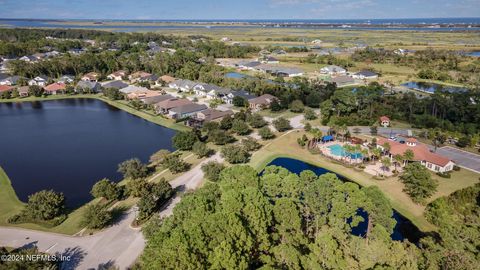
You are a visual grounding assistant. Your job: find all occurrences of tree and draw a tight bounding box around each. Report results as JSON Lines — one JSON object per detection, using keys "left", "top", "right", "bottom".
{"left": 163, "top": 153, "right": 190, "bottom": 173}
{"left": 81, "top": 204, "right": 113, "bottom": 229}
{"left": 403, "top": 149, "right": 415, "bottom": 165}
{"left": 273, "top": 117, "right": 292, "bottom": 132}
{"left": 208, "top": 129, "right": 235, "bottom": 145}
{"left": 258, "top": 126, "right": 275, "bottom": 140}
{"left": 242, "top": 137, "right": 262, "bottom": 152}
{"left": 304, "top": 108, "right": 317, "bottom": 120}
{"left": 28, "top": 85, "right": 43, "bottom": 97}
{"left": 233, "top": 96, "right": 248, "bottom": 107}
{"left": 172, "top": 131, "right": 198, "bottom": 150}
{"left": 400, "top": 163, "right": 438, "bottom": 204}
{"left": 118, "top": 158, "right": 149, "bottom": 179}
{"left": 270, "top": 99, "right": 282, "bottom": 111}
{"left": 90, "top": 178, "right": 121, "bottom": 201}
{"left": 149, "top": 149, "right": 171, "bottom": 167}
{"left": 370, "top": 125, "right": 378, "bottom": 135}
{"left": 380, "top": 157, "right": 392, "bottom": 174}
{"left": 138, "top": 194, "right": 158, "bottom": 221}
{"left": 220, "top": 116, "right": 234, "bottom": 130}
{"left": 289, "top": 100, "right": 304, "bottom": 113}
{"left": 25, "top": 190, "right": 65, "bottom": 220}
{"left": 231, "top": 119, "right": 250, "bottom": 135}
{"left": 201, "top": 161, "right": 225, "bottom": 182}
{"left": 126, "top": 178, "right": 152, "bottom": 198}
{"left": 247, "top": 113, "right": 267, "bottom": 128}
{"left": 456, "top": 136, "right": 471, "bottom": 148}
{"left": 201, "top": 121, "right": 220, "bottom": 134}
{"left": 221, "top": 145, "right": 250, "bottom": 164}
{"left": 304, "top": 122, "right": 312, "bottom": 132}
{"left": 103, "top": 87, "right": 122, "bottom": 100}
{"left": 393, "top": 154, "right": 403, "bottom": 172}
{"left": 192, "top": 141, "right": 212, "bottom": 158}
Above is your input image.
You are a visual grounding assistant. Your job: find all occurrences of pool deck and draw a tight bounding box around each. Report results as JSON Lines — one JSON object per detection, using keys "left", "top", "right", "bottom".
{"left": 318, "top": 141, "right": 363, "bottom": 164}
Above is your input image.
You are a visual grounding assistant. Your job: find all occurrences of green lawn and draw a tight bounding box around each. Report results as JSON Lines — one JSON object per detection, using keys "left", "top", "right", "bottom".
{"left": 248, "top": 130, "right": 480, "bottom": 232}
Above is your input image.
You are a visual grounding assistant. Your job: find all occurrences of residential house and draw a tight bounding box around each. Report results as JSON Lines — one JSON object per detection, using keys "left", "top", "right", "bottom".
{"left": 127, "top": 90, "right": 163, "bottom": 101}
{"left": 81, "top": 72, "right": 100, "bottom": 82}
{"left": 0, "top": 76, "right": 27, "bottom": 86}
{"left": 379, "top": 116, "right": 390, "bottom": 127}
{"left": 353, "top": 70, "right": 378, "bottom": 80}
{"left": 193, "top": 83, "right": 221, "bottom": 97}
{"left": 68, "top": 48, "right": 86, "bottom": 55}
{"left": 272, "top": 49, "right": 287, "bottom": 55}
{"left": 268, "top": 67, "right": 304, "bottom": 78}
{"left": 258, "top": 55, "right": 279, "bottom": 64}
{"left": 129, "top": 71, "right": 152, "bottom": 83}
{"left": 154, "top": 98, "right": 193, "bottom": 114}
{"left": 377, "top": 137, "right": 455, "bottom": 173}
{"left": 19, "top": 55, "right": 38, "bottom": 63}
{"left": 224, "top": 90, "right": 257, "bottom": 104}
{"left": 220, "top": 37, "right": 231, "bottom": 42}
{"left": 207, "top": 87, "right": 231, "bottom": 100}
{"left": 17, "top": 86, "right": 29, "bottom": 97}
{"left": 331, "top": 75, "right": 355, "bottom": 87}
{"left": 107, "top": 70, "right": 128, "bottom": 80}
{"left": 168, "top": 103, "right": 208, "bottom": 119}
{"left": 76, "top": 80, "right": 101, "bottom": 93}
{"left": 311, "top": 39, "right": 323, "bottom": 44}
{"left": 57, "top": 75, "right": 75, "bottom": 84}
{"left": 28, "top": 75, "right": 50, "bottom": 86}
{"left": 119, "top": 85, "right": 149, "bottom": 94}
{"left": 143, "top": 94, "right": 174, "bottom": 105}
{"left": 320, "top": 65, "right": 347, "bottom": 75}
{"left": 156, "top": 75, "right": 176, "bottom": 86}
{"left": 238, "top": 61, "right": 261, "bottom": 71}
{"left": 187, "top": 108, "right": 234, "bottom": 127}
{"left": 44, "top": 50, "right": 60, "bottom": 58}
{"left": 102, "top": 80, "right": 129, "bottom": 89}
{"left": 0, "top": 85, "right": 13, "bottom": 94}
{"left": 248, "top": 94, "right": 278, "bottom": 111}
{"left": 168, "top": 79, "right": 197, "bottom": 92}
{"left": 44, "top": 82, "right": 66, "bottom": 95}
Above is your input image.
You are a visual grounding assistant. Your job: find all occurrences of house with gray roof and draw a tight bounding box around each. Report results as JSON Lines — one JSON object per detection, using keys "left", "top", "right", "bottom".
{"left": 320, "top": 65, "right": 347, "bottom": 75}
{"left": 168, "top": 79, "right": 198, "bottom": 92}
{"left": 331, "top": 75, "right": 356, "bottom": 87}
{"left": 76, "top": 80, "right": 101, "bottom": 93}
{"left": 102, "top": 80, "right": 129, "bottom": 89}
{"left": 0, "top": 76, "right": 27, "bottom": 86}
{"left": 119, "top": 85, "right": 149, "bottom": 94}
{"left": 168, "top": 103, "right": 208, "bottom": 120}
{"left": 57, "top": 75, "right": 75, "bottom": 84}
{"left": 352, "top": 70, "right": 378, "bottom": 80}
{"left": 28, "top": 75, "right": 50, "bottom": 86}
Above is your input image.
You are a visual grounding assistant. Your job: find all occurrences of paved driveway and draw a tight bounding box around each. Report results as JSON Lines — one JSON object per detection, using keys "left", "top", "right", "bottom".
{"left": 436, "top": 146, "right": 480, "bottom": 173}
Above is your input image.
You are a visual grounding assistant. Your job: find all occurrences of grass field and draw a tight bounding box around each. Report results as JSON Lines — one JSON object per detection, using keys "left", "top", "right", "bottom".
{"left": 248, "top": 130, "right": 480, "bottom": 232}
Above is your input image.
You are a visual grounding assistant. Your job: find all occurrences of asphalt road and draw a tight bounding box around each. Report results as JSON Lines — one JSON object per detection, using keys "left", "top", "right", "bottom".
{"left": 0, "top": 153, "right": 223, "bottom": 270}
{"left": 435, "top": 146, "right": 480, "bottom": 173}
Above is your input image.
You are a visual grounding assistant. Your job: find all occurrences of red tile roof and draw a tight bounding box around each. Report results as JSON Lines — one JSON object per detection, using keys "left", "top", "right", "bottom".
{"left": 0, "top": 85, "right": 13, "bottom": 92}
{"left": 380, "top": 116, "right": 390, "bottom": 122}
{"left": 44, "top": 82, "right": 66, "bottom": 92}
{"left": 377, "top": 137, "right": 451, "bottom": 167}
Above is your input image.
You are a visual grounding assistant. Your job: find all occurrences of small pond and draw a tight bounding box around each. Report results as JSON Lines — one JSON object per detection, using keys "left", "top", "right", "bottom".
{"left": 401, "top": 81, "right": 468, "bottom": 94}
{"left": 266, "top": 157, "right": 423, "bottom": 243}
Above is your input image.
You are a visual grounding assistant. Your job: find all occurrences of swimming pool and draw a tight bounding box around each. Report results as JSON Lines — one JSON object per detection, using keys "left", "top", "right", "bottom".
{"left": 328, "top": 144, "right": 362, "bottom": 159}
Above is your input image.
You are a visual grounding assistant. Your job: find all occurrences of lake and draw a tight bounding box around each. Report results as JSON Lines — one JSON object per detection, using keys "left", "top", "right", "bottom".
{"left": 266, "top": 157, "right": 423, "bottom": 243}
{"left": 0, "top": 99, "right": 176, "bottom": 207}
{"left": 401, "top": 81, "right": 468, "bottom": 94}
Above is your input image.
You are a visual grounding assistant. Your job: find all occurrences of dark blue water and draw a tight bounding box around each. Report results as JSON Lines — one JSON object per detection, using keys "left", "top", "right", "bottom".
{"left": 401, "top": 81, "right": 469, "bottom": 93}
{"left": 1, "top": 18, "right": 479, "bottom": 32}
{"left": 266, "top": 157, "right": 422, "bottom": 243}
{"left": 0, "top": 99, "right": 176, "bottom": 207}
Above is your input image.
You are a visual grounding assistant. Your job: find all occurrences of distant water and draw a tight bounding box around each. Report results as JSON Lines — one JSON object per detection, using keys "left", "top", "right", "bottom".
{"left": 0, "top": 99, "right": 176, "bottom": 207}
{"left": 1, "top": 18, "right": 479, "bottom": 32}
{"left": 401, "top": 81, "right": 469, "bottom": 93}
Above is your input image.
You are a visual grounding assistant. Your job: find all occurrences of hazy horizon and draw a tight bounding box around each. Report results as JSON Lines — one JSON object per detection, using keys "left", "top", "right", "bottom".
{"left": 0, "top": 0, "right": 479, "bottom": 21}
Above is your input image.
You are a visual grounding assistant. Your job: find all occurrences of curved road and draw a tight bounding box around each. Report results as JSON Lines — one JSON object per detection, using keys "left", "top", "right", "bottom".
{"left": 0, "top": 153, "right": 222, "bottom": 270}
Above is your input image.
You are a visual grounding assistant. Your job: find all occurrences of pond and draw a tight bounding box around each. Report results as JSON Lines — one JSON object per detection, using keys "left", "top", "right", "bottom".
{"left": 401, "top": 81, "right": 468, "bottom": 94}
{"left": 0, "top": 99, "right": 176, "bottom": 207}
{"left": 266, "top": 157, "right": 423, "bottom": 243}
{"left": 225, "top": 72, "right": 254, "bottom": 79}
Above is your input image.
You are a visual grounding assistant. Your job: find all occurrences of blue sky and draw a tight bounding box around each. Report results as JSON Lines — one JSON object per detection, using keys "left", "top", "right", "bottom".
{"left": 0, "top": 0, "right": 479, "bottom": 20}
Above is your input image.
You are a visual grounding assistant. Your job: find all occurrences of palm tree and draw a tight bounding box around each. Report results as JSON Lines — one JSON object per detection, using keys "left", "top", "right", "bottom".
{"left": 381, "top": 157, "right": 392, "bottom": 175}
{"left": 393, "top": 154, "right": 403, "bottom": 172}
{"left": 382, "top": 142, "right": 391, "bottom": 155}
{"left": 371, "top": 148, "right": 382, "bottom": 164}
{"left": 343, "top": 144, "right": 355, "bottom": 164}
{"left": 403, "top": 149, "right": 415, "bottom": 166}
{"left": 361, "top": 148, "right": 369, "bottom": 164}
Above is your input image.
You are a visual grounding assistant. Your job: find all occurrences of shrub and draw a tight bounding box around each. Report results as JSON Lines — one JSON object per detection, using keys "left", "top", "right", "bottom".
{"left": 221, "top": 145, "right": 250, "bottom": 164}
{"left": 192, "top": 141, "right": 213, "bottom": 158}
{"left": 258, "top": 126, "right": 275, "bottom": 140}
{"left": 118, "top": 158, "right": 149, "bottom": 179}
{"left": 172, "top": 131, "right": 198, "bottom": 150}
{"left": 436, "top": 172, "right": 451, "bottom": 178}
{"left": 273, "top": 117, "right": 292, "bottom": 132}
{"left": 201, "top": 161, "right": 225, "bottom": 182}
{"left": 81, "top": 204, "right": 113, "bottom": 229}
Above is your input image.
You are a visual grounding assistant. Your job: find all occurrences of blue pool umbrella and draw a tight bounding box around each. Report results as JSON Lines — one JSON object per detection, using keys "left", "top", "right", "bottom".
{"left": 322, "top": 135, "right": 334, "bottom": 142}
